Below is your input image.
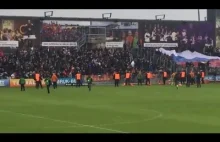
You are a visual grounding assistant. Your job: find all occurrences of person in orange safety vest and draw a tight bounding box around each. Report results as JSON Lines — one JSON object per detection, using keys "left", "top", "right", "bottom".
{"left": 114, "top": 71, "right": 120, "bottom": 87}
{"left": 75, "top": 71, "right": 81, "bottom": 88}
{"left": 180, "top": 71, "right": 186, "bottom": 84}
{"left": 146, "top": 71, "right": 152, "bottom": 85}
{"left": 35, "top": 71, "right": 43, "bottom": 89}
{"left": 201, "top": 70, "right": 205, "bottom": 84}
{"left": 162, "top": 70, "right": 168, "bottom": 85}
{"left": 124, "top": 71, "right": 131, "bottom": 86}
{"left": 51, "top": 73, "right": 58, "bottom": 89}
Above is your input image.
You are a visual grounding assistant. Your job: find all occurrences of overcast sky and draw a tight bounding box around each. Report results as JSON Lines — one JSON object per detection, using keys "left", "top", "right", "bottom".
{"left": 0, "top": 9, "right": 207, "bottom": 21}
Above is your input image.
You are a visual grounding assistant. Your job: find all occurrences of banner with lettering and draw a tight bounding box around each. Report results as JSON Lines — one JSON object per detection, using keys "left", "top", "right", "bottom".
{"left": 105, "top": 42, "right": 124, "bottom": 48}
{"left": 57, "top": 78, "right": 76, "bottom": 85}
{"left": 0, "top": 79, "right": 9, "bottom": 87}
{"left": 204, "top": 75, "right": 220, "bottom": 82}
{"left": 144, "top": 43, "right": 178, "bottom": 48}
{"left": 10, "top": 79, "right": 45, "bottom": 87}
{"left": 0, "top": 41, "right": 18, "bottom": 47}
{"left": 83, "top": 74, "right": 112, "bottom": 83}
{"left": 41, "top": 42, "right": 77, "bottom": 47}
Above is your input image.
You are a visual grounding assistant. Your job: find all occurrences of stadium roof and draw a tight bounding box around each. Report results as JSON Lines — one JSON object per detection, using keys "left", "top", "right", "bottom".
{"left": 0, "top": 15, "right": 206, "bottom": 23}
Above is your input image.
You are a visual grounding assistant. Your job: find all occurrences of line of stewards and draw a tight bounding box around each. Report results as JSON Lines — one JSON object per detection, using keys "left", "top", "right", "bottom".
{"left": 180, "top": 71, "right": 186, "bottom": 84}
{"left": 113, "top": 72, "right": 120, "bottom": 87}
{"left": 35, "top": 73, "right": 43, "bottom": 89}
{"left": 145, "top": 72, "right": 152, "bottom": 85}
{"left": 123, "top": 71, "right": 134, "bottom": 86}
{"left": 75, "top": 72, "right": 82, "bottom": 87}
{"left": 51, "top": 73, "right": 58, "bottom": 89}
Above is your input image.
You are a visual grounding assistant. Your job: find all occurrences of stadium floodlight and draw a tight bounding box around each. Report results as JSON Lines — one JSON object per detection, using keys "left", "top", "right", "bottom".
{"left": 102, "top": 13, "right": 112, "bottom": 19}
{"left": 44, "top": 11, "right": 53, "bottom": 17}
{"left": 155, "top": 14, "right": 165, "bottom": 20}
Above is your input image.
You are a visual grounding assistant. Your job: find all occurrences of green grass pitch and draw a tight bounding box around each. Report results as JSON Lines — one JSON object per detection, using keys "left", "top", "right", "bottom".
{"left": 0, "top": 84, "right": 220, "bottom": 133}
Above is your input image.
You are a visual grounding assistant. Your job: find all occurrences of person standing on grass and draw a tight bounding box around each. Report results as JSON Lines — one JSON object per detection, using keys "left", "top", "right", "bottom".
{"left": 87, "top": 75, "right": 93, "bottom": 91}
{"left": 51, "top": 73, "right": 58, "bottom": 89}
{"left": 44, "top": 77, "right": 51, "bottom": 94}
{"left": 180, "top": 71, "right": 186, "bottom": 85}
{"left": 170, "top": 72, "right": 176, "bottom": 86}
{"left": 201, "top": 70, "right": 205, "bottom": 84}
{"left": 190, "top": 71, "right": 195, "bottom": 85}
{"left": 114, "top": 71, "right": 120, "bottom": 87}
{"left": 174, "top": 72, "right": 180, "bottom": 89}
{"left": 137, "top": 71, "right": 143, "bottom": 86}
{"left": 35, "top": 71, "right": 43, "bottom": 89}
{"left": 124, "top": 71, "right": 131, "bottom": 86}
{"left": 19, "top": 76, "right": 26, "bottom": 91}
{"left": 145, "top": 71, "right": 152, "bottom": 86}
{"left": 162, "top": 70, "right": 168, "bottom": 85}
{"left": 196, "top": 71, "right": 202, "bottom": 88}
{"left": 75, "top": 71, "right": 81, "bottom": 88}
{"left": 186, "top": 72, "right": 191, "bottom": 87}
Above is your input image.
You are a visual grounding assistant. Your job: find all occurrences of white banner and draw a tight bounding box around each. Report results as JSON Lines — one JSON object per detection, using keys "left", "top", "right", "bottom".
{"left": 0, "top": 41, "right": 18, "bottom": 47}
{"left": 144, "top": 43, "right": 178, "bottom": 48}
{"left": 41, "top": 42, "right": 77, "bottom": 47}
{"left": 106, "top": 42, "right": 123, "bottom": 48}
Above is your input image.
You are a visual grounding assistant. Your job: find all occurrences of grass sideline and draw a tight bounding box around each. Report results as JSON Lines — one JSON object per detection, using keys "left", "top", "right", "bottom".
{"left": 0, "top": 84, "right": 220, "bottom": 133}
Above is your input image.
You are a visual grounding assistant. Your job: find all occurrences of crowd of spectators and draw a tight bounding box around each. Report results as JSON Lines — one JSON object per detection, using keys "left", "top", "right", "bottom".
{"left": 2, "top": 44, "right": 218, "bottom": 79}
{"left": 0, "top": 46, "right": 137, "bottom": 79}
{"left": 144, "top": 22, "right": 214, "bottom": 53}
{"left": 41, "top": 21, "right": 87, "bottom": 42}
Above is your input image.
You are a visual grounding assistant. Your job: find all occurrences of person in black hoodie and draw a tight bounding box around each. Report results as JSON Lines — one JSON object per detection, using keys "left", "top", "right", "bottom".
{"left": 186, "top": 72, "right": 191, "bottom": 87}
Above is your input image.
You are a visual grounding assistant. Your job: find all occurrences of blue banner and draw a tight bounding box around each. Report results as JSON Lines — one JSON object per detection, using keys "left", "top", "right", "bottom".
{"left": 57, "top": 78, "right": 76, "bottom": 86}
{"left": 204, "top": 75, "right": 220, "bottom": 81}
{"left": 0, "top": 79, "right": 9, "bottom": 87}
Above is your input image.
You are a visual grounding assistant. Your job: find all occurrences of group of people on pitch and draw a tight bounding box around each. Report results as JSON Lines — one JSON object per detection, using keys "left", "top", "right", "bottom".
{"left": 170, "top": 70, "right": 205, "bottom": 89}
{"left": 113, "top": 70, "right": 155, "bottom": 87}
{"left": 112, "top": 69, "right": 205, "bottom": 89}
{"left": 19, "top": 71, "right": 93, "bottom": 93}
{"left": 19, "top": 72, "right": 58, "bottom": 94}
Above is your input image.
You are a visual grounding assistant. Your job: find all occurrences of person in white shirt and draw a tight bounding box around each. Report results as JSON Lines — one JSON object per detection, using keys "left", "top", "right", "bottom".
{"left": 151, "top": 30, "right": 156, "bottom": 41}
{"left": 171, "top": 31, "right": 177, "bottom": 41}
{"left": 198, "top": 35, "right": 203, "bottom": 41}
{"left": 182, "top": 36, "right": 188, "bottom": 44}
{"left": 160, "top": 34, "right": 165, "bottom": 42}
{"left": 181, "top": 29, "right": 187, "bottom": 37}
{"left": 144, "top": 30, "right": 151, "bottom": 42}
{"left": 11, "top": 73, "right": 15, "bottom": 79}
{"left": 190, "top": 35, "right": 195, "bottom": 45}
{"left": 163, "top": 30, "right": 169, "bottom": 42}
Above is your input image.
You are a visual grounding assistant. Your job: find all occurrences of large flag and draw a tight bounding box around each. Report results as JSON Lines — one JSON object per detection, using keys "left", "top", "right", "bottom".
{"left": 158, "top": 48, "right": 220, "bottom": 63}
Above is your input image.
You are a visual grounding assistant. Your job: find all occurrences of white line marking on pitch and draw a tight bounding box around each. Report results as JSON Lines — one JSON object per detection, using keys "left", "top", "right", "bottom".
{"left": 0, "top": 109, "right": 128, "bottom": 133}
{"left": 44, "top": 108, "right": 163, "bottom": 129}
{"left": 98, "top": 108, "right": 163, "bottom": 126}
